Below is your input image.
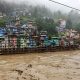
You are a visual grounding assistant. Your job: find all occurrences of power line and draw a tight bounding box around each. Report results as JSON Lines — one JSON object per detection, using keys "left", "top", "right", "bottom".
{"left": 49, "top": 0, "right": 80, "bottom": 11}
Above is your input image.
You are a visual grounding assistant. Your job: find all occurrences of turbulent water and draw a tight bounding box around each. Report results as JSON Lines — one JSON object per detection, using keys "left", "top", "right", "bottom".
{"left": 0, "top": 50, "right": 80, "bottom": 80}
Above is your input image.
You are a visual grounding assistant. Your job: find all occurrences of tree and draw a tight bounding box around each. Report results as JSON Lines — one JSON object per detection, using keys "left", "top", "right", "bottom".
{"left": 0, "top": 0, "right": 14, "bottom": 16}
{"left": 53, "top": 11, "right": 67, "bottom": 21}
{"left": 66, "top": 18, "right": 72, "bottom": 29}
{"left": 36, "top": 18, "right": 58, "bottom": 36}
{"left": 30, "top": 5, "right": 53, "bottom": 18}
{"left": 0, "top": 19, "right": 5, "bottom": 27}
{"left": 75, "top": 23, "right": 80, "bottom": 33}
{"left": 67, "top": 10, "right": 80, "bottom": 27}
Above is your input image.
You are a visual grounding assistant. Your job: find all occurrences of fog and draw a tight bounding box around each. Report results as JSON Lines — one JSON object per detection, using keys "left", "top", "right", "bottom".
{"left": 3, "top": 0, "right": 80, "bottom": 13}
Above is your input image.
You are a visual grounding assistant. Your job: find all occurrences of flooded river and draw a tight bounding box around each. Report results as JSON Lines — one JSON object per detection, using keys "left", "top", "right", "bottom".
{"left": 0, "top": 51, "right": 77, "bottom": 63}
{"left": 0, "top": 50, "right": 80, "bottom": 80}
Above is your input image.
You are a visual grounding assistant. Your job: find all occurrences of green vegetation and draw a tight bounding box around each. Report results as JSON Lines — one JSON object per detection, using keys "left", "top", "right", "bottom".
{"left": 0, "top": 0, "right": 80, "bottom": 34}
{"left": 0, "top": 18, "right": 5, "bottom": 27}
{"left": 75, "top": 23, "right": 80, "bottom": 33}
{"left": 36, "top": 18, "right": 58, "bottom": 36}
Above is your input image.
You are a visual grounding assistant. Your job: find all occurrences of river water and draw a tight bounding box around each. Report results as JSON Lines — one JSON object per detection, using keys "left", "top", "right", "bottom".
{"left": 0, "top": 50, "right": 80, "bottom": 80}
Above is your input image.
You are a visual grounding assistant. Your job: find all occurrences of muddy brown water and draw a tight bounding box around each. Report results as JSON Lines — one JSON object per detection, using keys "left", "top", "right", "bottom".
{"left": 0, "top": 51, "right": 76, "bottom": 63}
{"left": 0, "top": 50, "right": 80, "bottom": 80}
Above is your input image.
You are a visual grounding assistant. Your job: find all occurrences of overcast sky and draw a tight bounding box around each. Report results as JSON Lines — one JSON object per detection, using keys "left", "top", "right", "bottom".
{"left": 6, "top": 0, "right": 80, "bottom": 12}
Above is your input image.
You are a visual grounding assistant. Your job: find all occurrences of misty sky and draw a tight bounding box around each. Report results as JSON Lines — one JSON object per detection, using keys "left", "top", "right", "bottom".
{"left": 6, "top": 0, "right": 80, "bottom": 12}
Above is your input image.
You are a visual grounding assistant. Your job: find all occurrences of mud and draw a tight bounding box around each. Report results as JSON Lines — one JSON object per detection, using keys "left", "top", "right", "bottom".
{"left": 0, "top": 50, "right": 80, "bottom": 80}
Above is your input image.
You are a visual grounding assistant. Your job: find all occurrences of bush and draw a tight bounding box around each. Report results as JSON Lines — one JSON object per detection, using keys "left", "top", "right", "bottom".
{"left": 0, "top": 19, "right": 5, "bottom": 27}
